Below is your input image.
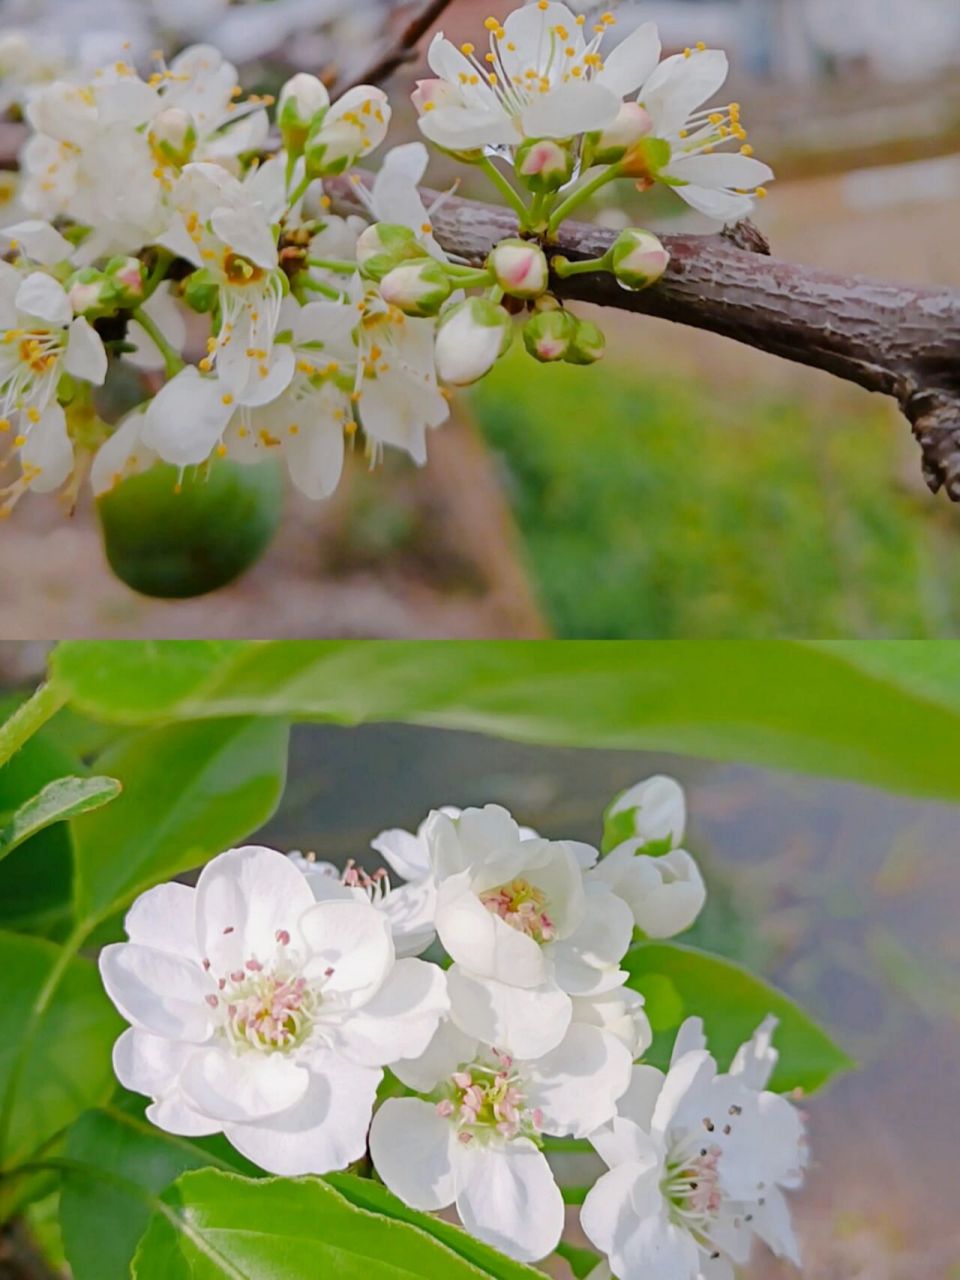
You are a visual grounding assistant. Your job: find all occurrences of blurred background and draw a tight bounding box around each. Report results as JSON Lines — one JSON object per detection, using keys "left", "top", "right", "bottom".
{"left": 1, "top": 0, "right": 960, "bottom": 638}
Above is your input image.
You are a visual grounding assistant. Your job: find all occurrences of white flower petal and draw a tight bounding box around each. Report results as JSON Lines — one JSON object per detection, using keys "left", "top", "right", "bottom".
{"left": 641, "top": 49, "right": 729, "bottom": 137}
{"left": 435, "top": 875, "right": 547, "bottom": 988}
{"left": 284, "top": 409, "right": 345, "bottom": 502}
{"left": 141, "top": 365, "right": 235, "bottom": 467}
{"left": 379, "top": 879, "right": 437, "bottom": 958}
{"left": 527, "top": 1022, "right": 632, "bottom": 1137}
{"left": 112, "top": 1026, "right": 190, "bottom": 1099}
{"left": 124, "top": 882, "right": 199, "bottom": 958}
{"left": 225, "top": 1050, "right": 381, "bottom": 1175}
{"left": 521, "top": 82, "right": 620, "bottom": 140}
{"left": 551, "top": 883, "right": 632, "bottom": 995}
{"left": 20, "top": 403, "right": 73, "bottom": 494}
{"left": 99, "top": 942, "right": 213, "bottom": 1042}
{"left": 668, "top": 152, "right": 773, "bottom": 190}
{"left": 180, "top": 1045, "right": 309, "bottom": 1123}
{"left": 609, "top": 775, "right": 686, "bottom": 845}
{"left": 590, "top": 1114, "right": 661, "bottom": 1171}
{"left": 418, "top": 105, "right": 515, "bottom": 151}
{"left": 391, "top": 1017, "right": 478, "bottom": 1093}
{"left": 371, "top": 826, "right": 432, "bottom": 881}
{"left": 370, "top": 1096, "right": 458, "bottom": 1211}
{"left": 210, "top": 204, "right": 277, "bottom": 269}
{"left": 146, "top": 1094, "right": 222, "bottom": 1138}
{"left": 64, "top": 316, "right": 108, "bottom": 385}
{"left": 299, "top": 898, "right": 394, "bottom": 1003}
{"left": 15, "top": 271, "right": 71, "bottom": 326}
{"left": 447, "top": 964, "right": 571, "bottom": 1059}
{"left": 331, "top": 957, "right": 447, "bottom": 1067}
{"left": 90, "top": 407, "right": 156, "bottom": 496}
{"left": 597, "top": 23, "right": 662, "bottom": 99}
{"left": 0, "top": 219, "right": 72, "bottom": 265}
{"left": 455, "top": 1139, "right": 563, "bottom": 1263}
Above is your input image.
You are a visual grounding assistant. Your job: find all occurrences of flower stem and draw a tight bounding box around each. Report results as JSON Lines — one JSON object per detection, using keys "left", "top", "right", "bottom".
{"left": 300, "top": 277, "right": 349, "bottom": 302}
{"left": 478, "top": 156, "right": 530, "bottom": 227}
{"left": 444, "top": 267, "right": 493, "bottom": 288}
{"left": 286, "top": 172, "right": 313, "bottom": 211}
{"left": 305, "top": 258, "right": 358, "bottom": 274}
{"left": 551, "top": 252, "right": 611, "bottom": 278}
{"left": 546, "top": 164, "right": 622, "bottom": 236}
{"left": 0, "top": 681, "right": 67, "bottom": 770}
{"left": 131, "top": 307, "right": 185, "bottom": 378}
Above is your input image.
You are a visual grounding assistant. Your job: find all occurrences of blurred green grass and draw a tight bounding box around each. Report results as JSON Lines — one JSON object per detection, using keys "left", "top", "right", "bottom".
{"left": 470, "top": 347, "right": 960, "bottom": 637}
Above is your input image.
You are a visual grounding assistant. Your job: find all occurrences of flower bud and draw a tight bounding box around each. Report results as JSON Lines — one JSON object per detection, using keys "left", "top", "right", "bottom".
{"left": 105, "top": 256, "right": 147, "bottom": 304}
{"left": 515, "top": 138, "right": 575, "bottom": 193}
{"left": 305, "top": 86, "right": 390, "bottom": 176}
{"left": 610, "top": 228, "right": 669, "bottom": 291}
{"left": 67, "top": 267, "right": 109, "bottom": 317}
{"left": 380, "top": 259, "right": 452, "bottom": 317}
{"left": 603, "top": 775, "right": 685, "bottom": 854}
{"left": 278, "top": 73, "right": 330, "bottom": 154}
{"left": 591, "top": 102, "right": 653, "bottom": 165}
{"left": 487, "top": 238, "right": 548, "bottom": 300}
{"left": 181, "top": 268, "right": 218, "bottom": 313}
{"left": 355, "top": 222, "right": 428, "bottom": 283}
{"left": 434, "top": 297, "right": 512, "bottom": 386}
{"left": 564, "top": 317, "right": 606, "bottom": 366}
{"left": 522, "top": 308, "right": 577, "bottom": 363}
{"left": 149, "top": 108, "right": 196, "bottom": 166}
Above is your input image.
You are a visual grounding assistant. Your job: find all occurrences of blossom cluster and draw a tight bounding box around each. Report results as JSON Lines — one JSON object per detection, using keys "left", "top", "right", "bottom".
{"left": 0, "top": 2, "right": 772, "bottom": 518}
{"left": 99, "top": 775, "right": 807, "bottom": 1278}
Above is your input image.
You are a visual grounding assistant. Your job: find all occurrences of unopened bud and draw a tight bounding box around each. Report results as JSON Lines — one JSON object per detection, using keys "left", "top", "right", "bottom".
{"left": 181, "top": 268, "right": 218, "bottom": 313}
{"left": 591, "top": 102, "right": 653, "bottom": 165}
{"left": 149, "top": 108, "right": 196, "bottom": 166}
{"left": 487, "top": 238, "right": 548, "bottom": 300}
{"left": 434, "top": 297, "right": 512, "bottom": 386}
{"left": 67, "top": 268, "right": 108, "bottom": 317}
{"left": 278, "top": 73, "right": 330, "bottom": 154}
{"left": 564, "top": 317, "right": 606, "bottom": 366}
{"left": 380, "top": 258, "right": 452, "bottom": 317}
{"left": 356, "top": 222, "right": 427, "bottom": 283}
{"left": 610, "top": 228, "right": 669, "bottom": 291}
{"left": 515, "top": 137, "right": 575, "bottom": 193}
{"left": 522, "top": 308, "right": 578, "bottom": 362}
{"left": 105, "top": 256, "right": 147, "bottom": 305}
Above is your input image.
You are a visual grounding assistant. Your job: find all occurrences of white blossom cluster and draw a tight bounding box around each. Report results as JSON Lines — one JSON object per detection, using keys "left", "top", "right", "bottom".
{"left": 0, "top": 2, "right": 773, "bottom": 517}
{"left": 99, "top": 775, "right": 807, "bottom": 1278}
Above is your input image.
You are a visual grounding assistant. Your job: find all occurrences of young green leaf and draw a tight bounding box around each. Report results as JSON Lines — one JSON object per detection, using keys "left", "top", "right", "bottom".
{"left": 624, "top": 941, "right": 854, "bottom": 1094}
{"left": 131, "top": 1169, "right": 523, "bottom": 1279}
{"left": 0, "top": 775, "right": 121, "bottom": 865}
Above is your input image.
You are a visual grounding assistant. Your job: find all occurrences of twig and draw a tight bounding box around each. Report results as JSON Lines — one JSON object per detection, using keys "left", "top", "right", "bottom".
{"left": 334, "top": 0, "right": 457, "bottom": 94}
{"left": 328, "top": 174, "right": 960, "bottom": 500}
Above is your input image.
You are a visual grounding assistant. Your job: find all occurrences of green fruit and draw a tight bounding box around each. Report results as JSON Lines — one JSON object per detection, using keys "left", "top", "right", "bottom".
{"left": 97, "top": 457, "right": 284, "bottom": 599}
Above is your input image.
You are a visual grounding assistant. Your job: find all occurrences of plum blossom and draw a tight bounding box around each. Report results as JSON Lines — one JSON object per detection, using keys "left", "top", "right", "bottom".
{"left": 424, "top": 804, "right": 634, "bottom": 1057}
{"left": 413, "top": 2, "right": 661, "bottom": 152}
{"left": 99, "top": 844, "right": 448, "bottom": 1175}
{"left": 581, "top": 1017, "right": 807, "bottom": 1280}
{"left": 371, "top": 1009, "right": 632, "bottom": 1262}
{"left": 591, "top": 775, "right": 706, "bottom": 938}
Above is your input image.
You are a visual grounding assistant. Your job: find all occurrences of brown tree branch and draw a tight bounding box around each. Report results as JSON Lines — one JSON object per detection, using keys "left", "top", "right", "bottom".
{"left": 335, "top": 0, "right": 457, "bottom": 94}
{"left": 329, "top": 176, "right": 960, "bottom": 499}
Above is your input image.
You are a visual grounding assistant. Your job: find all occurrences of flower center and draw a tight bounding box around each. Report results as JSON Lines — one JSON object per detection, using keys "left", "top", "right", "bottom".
{"left": 3, "top": 328, "right": 62, "bottom": 377}
{"left": 664, "top": 1143, "right": 724, "bottom": 1221}
{"left": 223, "top": 251, "right": 265, "bottom": 286}
{"left": 479, "top": 877, "right": 556, "bottom": 942}
{"left": 436, "top": 1051, "right": 543, "bottom": 1145}
{"left": 217, "top": 966, "right": 318, "bottom": 1052}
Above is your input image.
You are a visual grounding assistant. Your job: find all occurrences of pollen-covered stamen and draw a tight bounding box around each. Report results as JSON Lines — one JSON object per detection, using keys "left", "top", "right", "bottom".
{"left": 437, "top": 1050, "right": 543, "bottom": 1144}
{"left": 208, "top": 928, "right": 326, "bottom": 1053}
{"left": 342, "top": 858, "right": 392, "bottom": 905}
{"left": 0, "top": 326, "right": 65, "bottom": 418}
{"left": 480, "top": 877, "right": 556, "bottom": 942}
{"left": 664, "top": 1142, "right": 724, "bottom": 1221}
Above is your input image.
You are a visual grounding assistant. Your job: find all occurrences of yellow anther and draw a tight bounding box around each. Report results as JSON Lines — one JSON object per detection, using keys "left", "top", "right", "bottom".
{"left": 740, "top": 144, "right": 754, "bottom": 156}
{"left": 756, "top": 187, "right": 768, "bottom": 199}
{"left": 221, "top": 392, "right": 234, "bottom": 405}
{"left": 216, "top": 443, "right": 227, "bottom": 457}
{"left": 13, "top": 434, "right": 26, "bottom": 447}
{"left": 26, "top": 407, "right": 40, "bottom": 424}
{"left": 461, "top": 42, "right": 475, "bottom": 55}
{"left": 199, "top": 356, "right": 213, "bottom": 371}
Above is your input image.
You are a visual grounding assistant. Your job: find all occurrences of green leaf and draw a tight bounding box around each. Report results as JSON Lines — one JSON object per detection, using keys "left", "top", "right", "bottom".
{"left": 48, "top": 640, "right": 960, "bottom": 801}
{"left": 60, "top": 1102, "right": 261, "bottom": 1280}
{"left": 132, "top": 1169, "right": 523, "bottom": 1279}
{"left": 0, "top": 776, "right": 121, "bottom": 865}
{"left": 555, "top": 1241, "right": 603, "bottom": 1277}
{"left": 624, "top": 941, "right": 854, "bottom": 1094}
{"left": 326, "top": 1173, "right": 542, "bottom": 1279}
{"left": 0, "top": 932, "right": 122, "bottom": 1170}
{"left": 71, "top": 717, "right": 289, "bottom": 920}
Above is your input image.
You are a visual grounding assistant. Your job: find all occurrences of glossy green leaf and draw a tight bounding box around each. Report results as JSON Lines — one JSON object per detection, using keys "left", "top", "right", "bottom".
{"left": 60, "top": 1102, "right": 261, "bottom": 1280}
{"left": 47, "top": 640, "right": 960, "bottom": 801}
{"left": 624, "top": 942, "right": 853, "bottom": 1094}
{"left": 0, "top": 932, "right": 122, "bottom": 1169}
{"left": 132, "top": 1169, "right": 520, "bottom": 1279}
{"left": 0, "top": 776, "right": 121, "bottom": 865}
{"left": 71, "top": 717, "right": 289, "bottom": 920}
{"left": 326, "top": 1173, "right": 543, "bottom": 1279}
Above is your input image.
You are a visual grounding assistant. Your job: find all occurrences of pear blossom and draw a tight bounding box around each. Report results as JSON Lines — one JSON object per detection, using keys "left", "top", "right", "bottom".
{"left": 99, "top": 845, "right": 448, "bottom": 1175}
{"left": 154, "top": 44, "right": 271, "bottom": 170}
{"left": 424, "top": 805, "right": 634, "bottom": 1057}
{"left": 304, "top": 84, "right": 391, "bottom": 176}
{"left": 413, "top": 3, "right": 661, "bottom": 152}
{"left": 581, "top": 1017, "right": 807, "bottom": 1280}
{"left": 592, "top": 776, "right": 706, "bottom": 938}
{"left": 371, "top": 1010, "right": 632, "bottom": 1262}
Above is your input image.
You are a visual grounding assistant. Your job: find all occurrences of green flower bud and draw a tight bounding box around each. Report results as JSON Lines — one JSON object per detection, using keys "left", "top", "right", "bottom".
{"left": 182, "top": 269, "right": 219, "bottom": 313}
{"left": 515, "top": 138, "right": 575, "bottom": 193}
{"left": 522, "top": 308, "right": 578, "bottom": 363}
{"left": 564, "top": 317, "right": 606, "bottom": 366}
{"left": 66, "top": 267, "right": 109, "bottom": 317}
{"left": 278, "top": 73, "right": 330, "bottom": 155}
{"left": 487, "top": 238, "right": 549, "bottom": 300}
{"left": 355, "top": 222, "right": 428, "bottom": 283}
{"left": 589, "top": 102, "right": 654, "bottom": 166}
{"left": 104, "top": 256, "right": 147, "bottom": 307}
{"left": 379, "top": 258, "right": 452, "bottom": 317}
{"left": 610, "top": 228, "right": 670, "bottom": 291}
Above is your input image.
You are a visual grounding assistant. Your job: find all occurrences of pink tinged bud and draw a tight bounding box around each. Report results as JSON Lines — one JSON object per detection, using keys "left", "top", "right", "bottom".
{"left": 610, "top": 228, "right": 670, "bottom": 292}
{"left": 522, "top": 308, "right": 577, "bottom": 363}
{"left": 488, "top": 239, "right": 549, "bottom": 300}
{"left": 593, "top": 102, "right": 654, "bottom": 164}
{"left": 379, "top": 259, "right": 452, "bottom": 317}
{"left": 68, "top": 280, "right": 104, "bottom": 314}
{"left": 515, "top": 137, "right": 574, "bottom": 192}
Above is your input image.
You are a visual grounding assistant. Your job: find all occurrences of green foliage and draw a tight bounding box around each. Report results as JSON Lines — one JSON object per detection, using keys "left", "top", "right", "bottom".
{"left": 48, "top": 638, "right": 960, "bottom": 801}
{"left": 470, "top": 351, "right": 958, "bottom": 638}
{"left": 131, "top": 1169, "right": 528, "bottom": 1279}
{"left": 624, "top": 941, "right": 854, "bottom": 1092}
{"left": 0, "top": 775, "right": 121, "bottom": 865}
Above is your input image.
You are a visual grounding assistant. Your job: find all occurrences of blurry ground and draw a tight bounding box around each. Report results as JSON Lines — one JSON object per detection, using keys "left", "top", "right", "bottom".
{"left": 259, "top": 723, "right": 960, "bottom": 1280}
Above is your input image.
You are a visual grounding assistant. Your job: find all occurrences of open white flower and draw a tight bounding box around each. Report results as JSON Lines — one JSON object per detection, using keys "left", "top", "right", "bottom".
{"left": 0, "top": 261, "right": 106, "bottom": 497}
{"left": 414, "top": 3, "right": 659, "bottom": 151}
{"left": 371, "top": 1010, "right": 632, "bottom": 1262}
{"left": 155, "top": 44, "right": 270, "bottom": 170}
{"left": 425, "top": 805, "right": 634, "bottom": 1057}
{"left": 99, "top": 845, "right": 448, "bottom": 1175}
{"left": 581, "top": 1017, "right": 807, "bottom": 1280}
{"left": 159, "top": 162, "right": 287, "bottom": 400}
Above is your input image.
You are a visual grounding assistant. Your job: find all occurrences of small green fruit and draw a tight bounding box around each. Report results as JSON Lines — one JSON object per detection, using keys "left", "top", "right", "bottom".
{"left": 97, "top": 456, "right": 283, "bottom": 598}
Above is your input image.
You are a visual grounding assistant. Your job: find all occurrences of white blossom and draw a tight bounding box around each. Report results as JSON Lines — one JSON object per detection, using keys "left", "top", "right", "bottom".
{"left": 99, "top": 845, "right": 448, "bottom": 1175}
